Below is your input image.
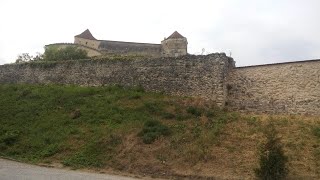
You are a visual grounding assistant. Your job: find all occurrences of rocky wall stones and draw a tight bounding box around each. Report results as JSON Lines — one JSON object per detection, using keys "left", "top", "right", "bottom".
{"left": 227, "top": 60, "right": 320, "bottom": 115}
{"left": 0, "top": 54, "right": 233, "bottom": 107}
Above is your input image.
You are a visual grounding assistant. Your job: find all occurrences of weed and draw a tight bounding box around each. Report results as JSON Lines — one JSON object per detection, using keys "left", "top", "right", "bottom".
{"left": 162, "top": 112, "right": 175, "bottom": 119}
{"left": 128, "top": 93, "right": 142, "bottom": 99}
{"left": 0, "top": 130, "right": 20, "bottom": 146}
{"left": 176, "top": 113, "right": 191, "bottom": 121}
{"left": 186, "top": 106, "right": 202, "bottom": 117}
{"left": 143, "top": 102, "right": 163, "bottom": 114}
{"left": 133, "top": 85, "right": 145, "bottom": 93}
{"left": 41, "top": 144, "right": 60, "bottom": 158}
{"left": 138, "top": 120, "right": 171, "bottom": 144}
{"left": 63, "top": 135, "right": 121, "bottom": 168}
{"left": 247, "top": 116, "right": 258, "bottom": 126}
{"left": 205, "top": 110, "right": 215, "bottom": 118}
{"left": 313, "top": 127, "right": 320, "bottom": 138}
{"left": 226, "top": 145, "right": 237, "bottom": 153}
{"left": 191, "top": 125, "right": 202, "bottom": 138}
{"left": 171, "top": 123, "right": 186, "bottom": 133}
{"left": 156, "top": 153, "right": 167, "bottom": 162}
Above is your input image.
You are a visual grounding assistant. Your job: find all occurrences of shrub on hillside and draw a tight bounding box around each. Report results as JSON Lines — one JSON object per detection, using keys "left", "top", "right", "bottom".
{"left": 15, "top": 53, "right": 43, "bottom": 63}
{"left": 0, "top": 131, "right": 20, "bottom": 146}
{"left": 186, "top": 106, "right": 202, "bottom": 117}
{"left": 313, "top": 127, "right": 320, "bottom": 138}
{"left": 255, "top": 123, "right": 288, "bottom": 180}
{"left": 138, "top": 120, "right": 171, "bottom": 144}
{"left": 15, "top": 46, "right": 88, "bottom": 63}
{"left": 144, "top": 102, "right": 163, "bottom": 114}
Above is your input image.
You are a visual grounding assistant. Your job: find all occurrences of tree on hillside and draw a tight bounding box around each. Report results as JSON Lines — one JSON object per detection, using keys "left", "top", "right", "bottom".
{"left": 43, "top": 46, "right": 88, "bottom": 61}
{"left": 15, "top": 53, "right": 43, "bottom": 63}
{"left": 15, "top": 53, "right": 33, "bottom": 63}
{"left": 15, "top": 46, "right": 88, "bottom": 63}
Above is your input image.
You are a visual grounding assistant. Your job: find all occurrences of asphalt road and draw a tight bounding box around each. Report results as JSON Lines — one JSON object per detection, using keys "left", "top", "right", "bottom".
{"left": 0, "top": 158, "right": 139, "bottom": 180}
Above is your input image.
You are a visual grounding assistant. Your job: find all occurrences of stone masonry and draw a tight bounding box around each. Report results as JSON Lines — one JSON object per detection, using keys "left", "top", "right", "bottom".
{"left": 227, "top": 60, "right": 320, "bottom": 115}
{"left": 0, "top": 54, "right": 234, "bottom": 107}
{"left": 1, "top": 55, "right": 319, "bottom": 115}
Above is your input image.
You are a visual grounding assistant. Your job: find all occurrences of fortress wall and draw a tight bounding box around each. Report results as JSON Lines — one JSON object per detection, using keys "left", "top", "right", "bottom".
{"left": 77, "top": 46, "right": 102, "bottom": 57}
{"left": 227, "top": 60, "right": 320, "bottom": 115}
{"left": 99, "top": 41, "right": 162, "bottom": 57}
{"left": 0, "top": 54, "right": 233, "bottom": 107}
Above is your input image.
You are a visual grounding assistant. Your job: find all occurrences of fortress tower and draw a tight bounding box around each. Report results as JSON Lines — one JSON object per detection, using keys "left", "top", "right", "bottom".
{"left": 161, "top": 31, "right": 188, "bottom": 57}
{"left": 74, "top": 29, "right": 100, "bottom": 49}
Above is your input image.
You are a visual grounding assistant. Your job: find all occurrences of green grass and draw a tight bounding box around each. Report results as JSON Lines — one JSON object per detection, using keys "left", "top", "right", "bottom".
{"left": 1, "top": 84, "right": 319, "bottom": 179}
{"left": 0, "top": 84, "right": 236, "bottom": 169}
{"left": 0, "top": 84, "right": 159, "bottom": 165}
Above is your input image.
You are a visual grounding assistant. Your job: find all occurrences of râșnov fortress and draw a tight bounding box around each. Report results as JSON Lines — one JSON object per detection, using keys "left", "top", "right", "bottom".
{"left": 0, "top": 30, "right": 319, "bottom": 116}
{"left": 46, "top": 29, "right": 188, "bottom": 58}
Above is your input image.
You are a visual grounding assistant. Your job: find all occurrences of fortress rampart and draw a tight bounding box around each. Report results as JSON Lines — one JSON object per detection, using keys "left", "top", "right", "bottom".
{"left": 0, "top": 54, "right": 233, "bottom": 107}
{"left": 0, "top": 55, "right": 319, "bottom": 115}
{"left": 227, "top": 59, "right": 320, "bottom": 115}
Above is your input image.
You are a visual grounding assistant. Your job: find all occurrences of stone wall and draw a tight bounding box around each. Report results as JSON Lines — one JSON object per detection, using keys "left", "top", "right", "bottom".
{"left": 2, "top": 54, "right": 318, "bottom": 115}
{"left": 0, "top": 54, "right": 234, "bottom": 107}
{"left": 227, "top": 60, "right": 320, "bottom": 115}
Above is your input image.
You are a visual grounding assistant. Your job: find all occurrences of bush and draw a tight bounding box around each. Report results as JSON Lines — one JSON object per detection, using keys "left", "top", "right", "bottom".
{"left": 0, "top": 131, "right": 20, "bottom": 146}
{"left": 313, "top": 127, "right": 320, "bottom": 138}
{"left": 144, "top": 102, "right": 163, "bottom": 114}
{"left": 15, "top": 53, "right": 43, "bottom": 63}
{"left": 138, "top": 120, "right": 170, "bottom": 144}
{"left": 186, "top": 106, "right": 202, "bottom": 117}
{"left": 44, "top": 46, "right": 88, "bottom": 61}
{"left": 255, "top": 123, "right": 288, "bottom": 180}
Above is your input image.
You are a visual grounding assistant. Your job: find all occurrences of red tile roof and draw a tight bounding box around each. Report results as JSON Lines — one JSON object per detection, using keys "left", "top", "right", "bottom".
{"left": 167, "top": 31, "right": 185, "bottom": 39}
{"left": 75, "top": 29, "right": 97, "bottom": 40}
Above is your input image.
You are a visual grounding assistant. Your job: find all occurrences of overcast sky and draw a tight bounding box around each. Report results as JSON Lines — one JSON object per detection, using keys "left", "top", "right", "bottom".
{"left": 0, "top": 0, "right": 319, "bottom": 66}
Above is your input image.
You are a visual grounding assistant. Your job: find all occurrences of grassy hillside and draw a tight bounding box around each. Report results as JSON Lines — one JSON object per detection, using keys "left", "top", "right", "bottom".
{"left": 0, "top": 84, "right": 319, "bottom": 179}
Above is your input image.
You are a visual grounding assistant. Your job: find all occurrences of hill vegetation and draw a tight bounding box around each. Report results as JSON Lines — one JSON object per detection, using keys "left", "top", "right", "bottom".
{"left": 0, "top": 84, "right": 319, "bottom": 179}
{"left": 14, "top": 46, "right": 149, "bottom": 64}
{"left": 15, "top": 46, "right": 88, "bottom": 63}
